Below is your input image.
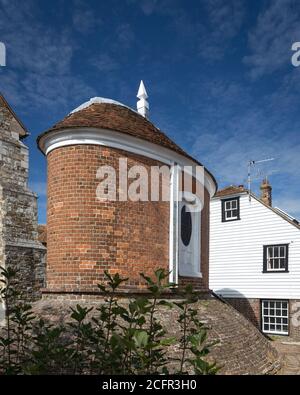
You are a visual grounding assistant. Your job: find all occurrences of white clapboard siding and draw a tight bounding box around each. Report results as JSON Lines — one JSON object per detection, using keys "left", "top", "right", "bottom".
{"left": 209, "top": 193, "right": 300, "bottom": 299}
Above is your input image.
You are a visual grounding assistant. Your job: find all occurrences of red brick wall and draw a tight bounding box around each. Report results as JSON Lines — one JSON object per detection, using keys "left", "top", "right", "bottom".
{"left": 45, "top": 144, "right": 210, "bottom": 295}
{"left": 224, "top": 298, "right": 261, "bottom": 328}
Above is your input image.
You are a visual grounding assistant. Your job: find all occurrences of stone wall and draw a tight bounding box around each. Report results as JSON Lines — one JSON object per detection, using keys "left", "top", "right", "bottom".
{"left": 289, "top": 300, "right": 300, "bottom": 339}
{"left": 0, "top": 95, "right": 46, "bottom": 320}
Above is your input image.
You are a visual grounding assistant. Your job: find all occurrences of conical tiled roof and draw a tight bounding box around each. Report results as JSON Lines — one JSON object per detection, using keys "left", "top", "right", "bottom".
{"left": 37, "top": 100, "right": 217, "bottom": 190}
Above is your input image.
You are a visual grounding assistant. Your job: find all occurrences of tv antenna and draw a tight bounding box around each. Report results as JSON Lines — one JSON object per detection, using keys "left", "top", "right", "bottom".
{"left": 247, "top": 158, "right": 275, "bottom": 201}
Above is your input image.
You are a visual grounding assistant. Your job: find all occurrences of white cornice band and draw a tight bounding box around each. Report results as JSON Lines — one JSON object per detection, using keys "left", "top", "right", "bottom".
{"left": 38, "top": 127, "right": 217, "bottom": 197}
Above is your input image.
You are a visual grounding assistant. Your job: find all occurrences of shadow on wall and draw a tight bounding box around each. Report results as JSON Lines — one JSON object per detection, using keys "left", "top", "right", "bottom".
{"left": 214, "top": 289, "right": 260, "bottom": 329}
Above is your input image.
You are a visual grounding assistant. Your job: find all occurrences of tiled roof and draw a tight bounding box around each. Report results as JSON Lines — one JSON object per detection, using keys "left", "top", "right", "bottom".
{"left": 215, "top": 185, "right": 248, "bottom": 198}
{"left": 214, "top": 184, "right": 300, "bottom": 230}
{"left": 37, "top": 102, "right": 217, "bottom": 190}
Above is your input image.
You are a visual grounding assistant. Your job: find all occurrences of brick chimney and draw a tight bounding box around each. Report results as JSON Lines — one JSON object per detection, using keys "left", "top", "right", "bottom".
{"left": 260, "top": 178, "right": 272, "bottom": 206}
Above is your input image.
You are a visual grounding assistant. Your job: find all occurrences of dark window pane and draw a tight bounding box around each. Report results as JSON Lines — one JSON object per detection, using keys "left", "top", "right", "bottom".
{"left": 181, "top": 205, "right": 192, "bottom": 247}
{"left": 280, "top": 259, "right": 286, "bottom": 269}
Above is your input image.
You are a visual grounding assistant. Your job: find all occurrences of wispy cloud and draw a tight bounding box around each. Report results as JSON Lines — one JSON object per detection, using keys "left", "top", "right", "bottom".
{"left": 72, "top": 0, "right": 102, "bottom": 34}
{"left": 0, "top": 0, "right": 97, "bottom": 116}
{"left": 116, "top": 23, "right": 135, "bottom": 49}
{"left": 91, "top": 54, "right": 120, "bottom": 72}
{"left": 183, "top": 75, "right": 300, "bottom": 217}
{"left": 197, "top": 0, "right": 246, "bottom": 61}
{"left": 128, "top": 0, "right": 245, "bottom": 61}
{"left": 244, "top": 0, "right": 300, "bottom": 79}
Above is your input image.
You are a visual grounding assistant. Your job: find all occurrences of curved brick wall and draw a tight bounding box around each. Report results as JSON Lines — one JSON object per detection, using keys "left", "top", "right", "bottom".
{"left": 45, "top": 144, "right": 210, "bottom": 294}
{"left": 46, "top": 145, "right": 169, "bottom": 292}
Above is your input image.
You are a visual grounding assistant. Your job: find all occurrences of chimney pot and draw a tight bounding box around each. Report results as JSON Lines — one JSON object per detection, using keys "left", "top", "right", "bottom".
{"left": 260, "top": 178, "right": 272, "bottom": 206}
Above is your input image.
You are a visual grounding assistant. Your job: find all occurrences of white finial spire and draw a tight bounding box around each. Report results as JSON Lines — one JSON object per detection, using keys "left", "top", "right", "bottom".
{"left": 137, "top": 80, "right": 149, "bottom": 118}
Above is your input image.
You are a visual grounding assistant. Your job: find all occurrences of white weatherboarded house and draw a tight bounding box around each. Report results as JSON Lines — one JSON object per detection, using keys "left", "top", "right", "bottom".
{"left": 209, "top": 182, "right": 300, "bottom": 338}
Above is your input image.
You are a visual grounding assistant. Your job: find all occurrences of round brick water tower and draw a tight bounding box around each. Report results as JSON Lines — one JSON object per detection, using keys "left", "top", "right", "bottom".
{"left": 37, "top": 97, "right": 217, "bottom": 296}
{"left": 36, "top": 96, "right": 281, "bottom": 374}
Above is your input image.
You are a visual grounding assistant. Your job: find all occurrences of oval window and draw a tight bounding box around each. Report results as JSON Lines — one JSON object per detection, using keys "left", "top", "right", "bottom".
{"left": 181, "top": 205, "right": 192, "bottom": 246}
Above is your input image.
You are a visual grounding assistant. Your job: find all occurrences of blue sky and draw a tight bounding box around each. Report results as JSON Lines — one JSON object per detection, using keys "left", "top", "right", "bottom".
{"left": 0, "top": 0, "right": 300, "bottom": 223}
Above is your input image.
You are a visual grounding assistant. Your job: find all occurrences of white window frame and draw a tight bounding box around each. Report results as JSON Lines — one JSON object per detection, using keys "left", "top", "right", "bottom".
{"left": 178, "top": 192, "right": 202, "bottom": 278}
{"left": 224, "top": 198, "right": 238, "bottom": 221}
{"left": 265, "top": 245, "right": 288, "bottom": 272}
{"left": 261, "top": 300, "right": 289, "bottom": 335}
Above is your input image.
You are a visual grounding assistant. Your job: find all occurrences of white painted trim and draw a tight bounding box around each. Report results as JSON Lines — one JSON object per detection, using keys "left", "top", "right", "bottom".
{"left": 178, "top": 192, "right": 202, "bottom": 278}
{"left": 38, "top": 127, "right": 216, "bottom": 197}
{"left": 169, "top": 164, "right": 179, "bottom": 284}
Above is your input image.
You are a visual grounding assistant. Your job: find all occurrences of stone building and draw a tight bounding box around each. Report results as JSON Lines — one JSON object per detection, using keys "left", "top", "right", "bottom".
{"left": 0, "top": 93, "right": 45, "bottom": 322}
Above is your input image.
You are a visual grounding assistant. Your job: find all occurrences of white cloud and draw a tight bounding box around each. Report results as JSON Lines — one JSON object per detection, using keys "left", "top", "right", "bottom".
{"left": 91, "top": 54, "right": 120, "bottom": 72}
{"left": 244, "top": 0, "right": 300, "bottom": 79}
{"left": 72, "top": 1, "right": 102, "bottom": 34}
{"left": 0, "top": 0, "right": 97, "bottom": 114}
{"left": 197, "top": 0, "right": 245, "bottom": 61}
{"left": 182, "top": 76, "right": 300, "bottom": 217}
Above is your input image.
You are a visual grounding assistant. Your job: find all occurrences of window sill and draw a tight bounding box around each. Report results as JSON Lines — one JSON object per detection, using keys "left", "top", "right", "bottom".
{"left": 222, "top": 218, "right": 241, "bottom": 223}
{"left": 179, "top": 269, "right": 203, "bottom": 278}
{"left": 262, "top": 270, "right": 289, "bottom": 273}
{"left": 262, "top": 330, "right": 289, "bottom": 336}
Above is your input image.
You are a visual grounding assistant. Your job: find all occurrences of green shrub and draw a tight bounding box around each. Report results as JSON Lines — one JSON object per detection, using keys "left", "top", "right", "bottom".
{"left": 0, "top": 266, "right": 219, "bottom": 375}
